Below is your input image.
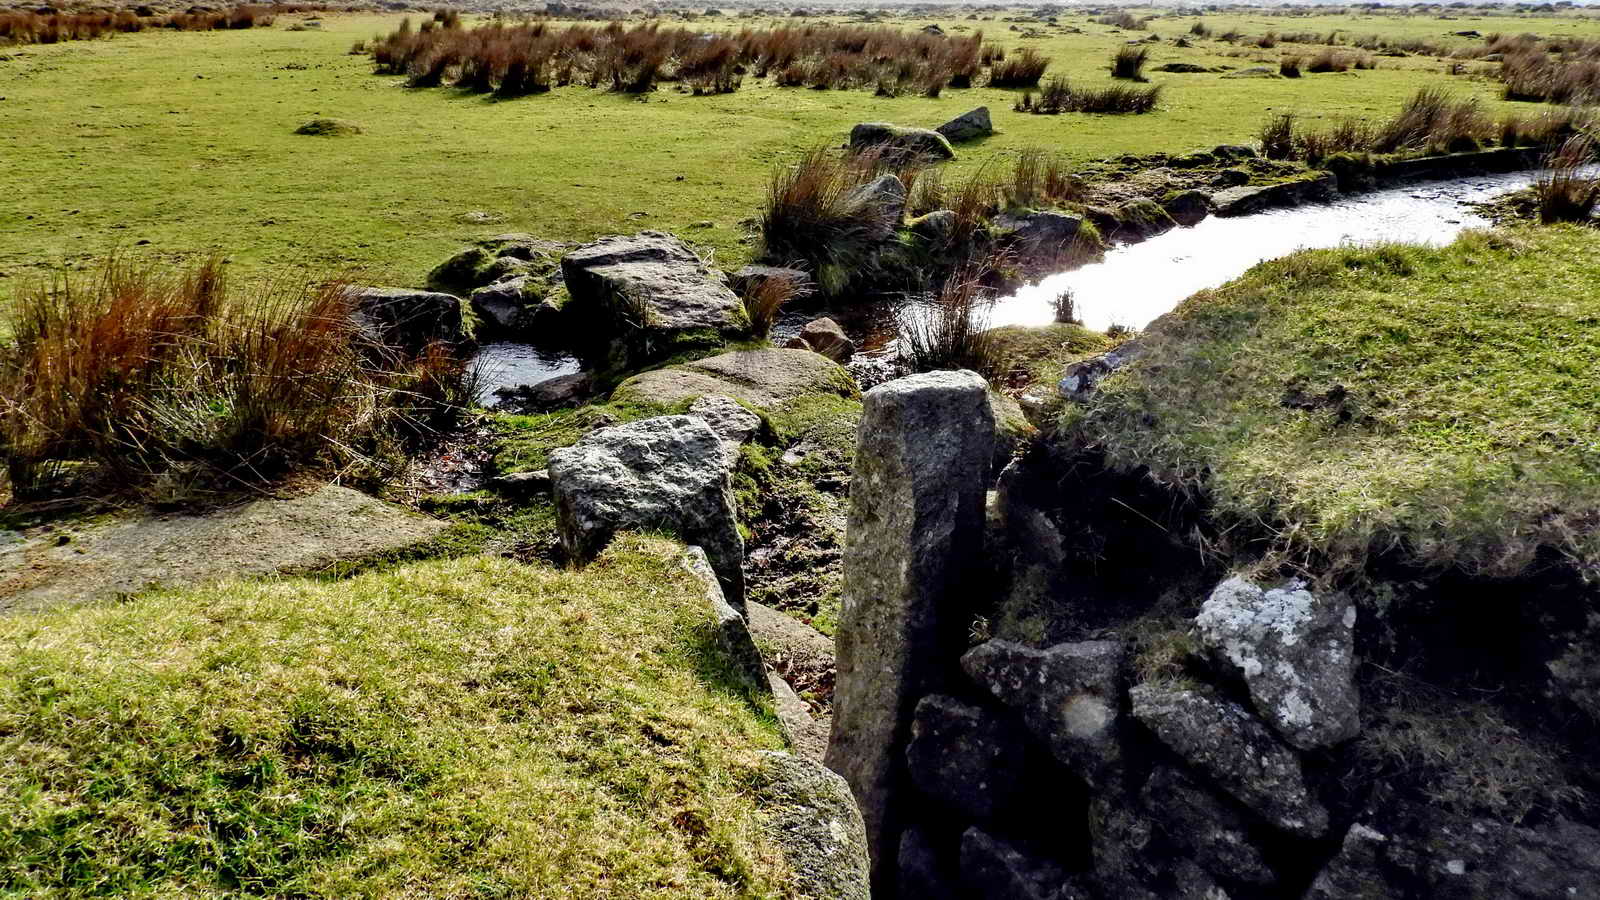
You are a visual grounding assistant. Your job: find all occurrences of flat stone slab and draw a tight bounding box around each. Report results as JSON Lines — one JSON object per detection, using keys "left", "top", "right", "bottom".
{"left": 611, "top": 348, "right": 857, "bottom": 411}
{"left": 0, "top": 485, "right": 446, "bottom": 615}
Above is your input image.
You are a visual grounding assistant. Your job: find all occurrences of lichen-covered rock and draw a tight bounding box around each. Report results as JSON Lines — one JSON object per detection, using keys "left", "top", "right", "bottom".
{"left": 687, "top": 394, "right": 763, "bottom": 468}
{"left": 988, "top": 391, "right": 1036, "bottom": 477}
{"left": 1140, "top": 765, "right": 1276, "bottom": 886}
{"left": 905, "top": 694, "right": 1028, "bottom": 820}
{"left": 347, "top": 286, "right": 467, "bottom": 353}
{"left": 548, "top": 415, "right": 744, "bottom": 605}
{"left": 427, "top": 233, "right": 567, "bottom": 295}
{"left": 994, "top": 210, "right": 1085, "bottom": 258}
{"left": 909, "top": 209, "right": 957, "bottom": 244}
{"left": 1058, "top": 339, "right": 1143, "bottom": 399}
{"left": 848, "top": 122, "right": 956, "bottom": 160}
{"left": 560, "top": 230, "right": 749, "bottom": 370}
{"left": 469, "top": 275, "right": 546, "bottom": 334}
{"left": 1112, "top": 199, "right": 1177, "bottom": 242}
{"left": 682, "top": 546, "right": 765, "bottom": 692}
{"left": 962, "top": 639, "right": 1129, "bottom": 788}
{"left": 960, "top": 828, "right": 1087, "bottom": 900}
{"left": 826, "top": 370, "right": 995, "bottom": 893}
{"left": 936, "top": 106, "right": 993, "bottom": 143}
{"left": 1129, "top": 684, "right": 1329, "bottom": 837}
{"left": 611, "top": 348, "right": 858, "bottom": 412}
{"left": 755, "top": 751, "right": 871, "bottom": 900}
{"left": 1162, "top": 189, "right": 1212, "bottom": 227}
{"left": 1211, "top": 172, "right": 1339, "bottom": 216}
{"left": 1196, "top": 576, "right": 1360, "bottom": 750}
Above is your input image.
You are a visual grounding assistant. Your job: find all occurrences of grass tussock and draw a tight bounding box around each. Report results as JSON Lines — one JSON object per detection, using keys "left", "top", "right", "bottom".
{"left": 897, "top": 258, "right": 1005, "bottom": 377}
{"left": 1491, "top": 33, "right": 1600, "bottom": 104}
{"left": 0, "top": 256, "right": 469, "bottom": 497}
{"left": 1067, "top": 227, "right": 1600, "bottom": 580}
{"left": 370, "top": 19, "right": 1003, "bottom": 96}
{"left": 742, "top": 269, "right": 807, "bottom": 338}
{"left": 1017, "top": 77, "right": 1160, "bottom": 115}
{"left": 1111, "top": 45, "right": 1149, "bottom": 81}
{"left": 1261, "top": 87, "right": 1549, "bottom": 162}
{"left": 0, "top": 3, "right": 300, "bottom": 44}
{"left": 757, "top": 147, "right": 903, "bottom": 296}
{"left": 0, "top": 538, "right": 792, "bottom": 898}
{"left": 1535, "top": 133, "right": 1600, "bottom": 224}
{"left": 988, "top": 47, "right": 1050, "bottom": 88}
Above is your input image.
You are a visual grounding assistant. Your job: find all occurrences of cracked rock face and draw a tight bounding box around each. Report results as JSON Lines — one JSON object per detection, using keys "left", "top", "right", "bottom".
{"left": 1140, "top": 765, "right": 1277, "bottom": 887}
{"left": 1130, "top": 684, "right": 1329, "bottom": 837}
{"left": 961, "top": 639, "right": 1129, "bottom": 788}
{"left": 1196, "top": 576, "right": 1360, "bottom": 751}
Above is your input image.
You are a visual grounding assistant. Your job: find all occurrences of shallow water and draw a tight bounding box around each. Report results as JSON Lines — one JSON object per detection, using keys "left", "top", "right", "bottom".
{"left": 992, "top": 170, "right": 1552, "bottom": 332}
{"left": 470, "top": 342, "right": 581, "bottom": 408}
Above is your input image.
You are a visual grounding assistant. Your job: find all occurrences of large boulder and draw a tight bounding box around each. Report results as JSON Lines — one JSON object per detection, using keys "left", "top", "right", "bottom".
{"left": 1130, "top": 684, "right": 1329, "bottom": 837}
{"left": 347, "top": 287, "right": 467, "bottom": 354}
{"left": 904, "top": 694, "right": 1028, "bottom": 820}
{"left": 610, "top": 348, "right": 858, "bottom": 412}
{"left": 754, "top": 751, "right": 872, "bottom": 900}
{"left": 560, "top": 231, "right": 749, "bottom": 370}
{"left": 935, "top": 106, "right": 993, "bottom": 143}
{"left": 1140, "top": 765, "right": 1277, "bottom": 886}
{"left": 961, "top": 639, "right": 1129, "bottom": 788}
{"left": 547, "top": 415, "right": 744, "bottom": 605}
{"left": 1161, "top": 189, "right": 1211, "bottom": 227}
{"left": 686, "top": 394, "right": 763, "bottom": 468}
{"left": 469, "top": 275, "right": 542, "bottom": 334}
{"left": 825, "top": 370, "right": 995, "bottom": 894}
{"left": 848, "top": 122, "right": 956, "bottom": 161}
{"left": 1196, "top": 576, "right": 1360, "bottom": 751}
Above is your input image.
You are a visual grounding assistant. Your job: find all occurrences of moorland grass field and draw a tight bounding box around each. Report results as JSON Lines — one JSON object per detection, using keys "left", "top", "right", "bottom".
{"left": 5, "top": 7, "right": 1599, "bottom": 284}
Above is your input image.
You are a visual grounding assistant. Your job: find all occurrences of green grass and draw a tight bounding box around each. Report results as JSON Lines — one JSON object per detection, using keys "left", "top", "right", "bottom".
{"left": 1, "top": 10, "right": 1585, "bottom": 284}
{"left": 1068, "top": 226, "right": 1600, "bottom": 579}
{"left": 0, "top": 536, "right": 794, "bottom": 898}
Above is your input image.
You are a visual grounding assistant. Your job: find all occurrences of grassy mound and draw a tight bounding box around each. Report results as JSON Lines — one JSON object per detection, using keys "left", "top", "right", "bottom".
{"left": 1069, "top": 226, "right": 1600, "bottom": 579}
{"left": 292, "top": 117, "right": 361, "bottom": 136}
{"left": 0, "top": 537, "right": 792, "bottom": 898}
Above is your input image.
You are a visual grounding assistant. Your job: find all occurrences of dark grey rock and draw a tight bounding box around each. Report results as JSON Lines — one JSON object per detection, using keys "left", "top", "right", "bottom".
{"left": 755, "top": 751, "right": 871, "bottom": 900}
{"left": 960, "top": 828, "right": 1087, "bottom": 900}
{"left": 994, "top": 211, "right": 1085, "bottom": 258}
{"left": 548, "top": 415, "right": 745, "bottom": 608}
{"left": 1212, "top": 172, "right": 1339, "bottom": 217}
{"left": 1213, "top": 144, "right": 1257, "bottom": 159}
{"left": 560, "top": 231, "right": 748, "bottom": 369}
{"left": 905, "top": 694, "right": 1028, "bottom": 820}
{"left": 848, "top": 122, "right": 956, "bottom": 161}
{"left": 497, "top": 371, "right": 592, "bottom": 413}
{"left": 848, "top": 174, "right": 908, "bottom": 226}
{"left": 1058, "top": 339, "right": 1143, "bottom": 399}
{"left": 1196, "top": 576, "right": 1360, "bottom": 751}
{"left": 898, "top": 827, "right": 961, "bottom": 900}
{"left": 1307, "top": 799, "right": 1600, "bottom": 900}
{"left": 470, "top": 275, "right": 537, "bottom": 333}
{"left": 348, "top": 286, "right": 467, "bottom": 354}
{"left": 1141, "top": 765, "right": 1276, "bottom": 886}
{"left": 936, "top": 106, "right": 993, "bottom": 143}
{"left": 962, "top": 639, "right": 1129, "bottom": 787}
{"left": 825, "top": 370, "right": 995, "bottom": 894}
{"left": 1130, "top": 684, "right": 1329, "bottom": 837}
{"left": 1210, "top": 167, "right": 1251, "bottom": 188}
{"left": 1162, "top": 189, "right": 1212, "bottom": 227}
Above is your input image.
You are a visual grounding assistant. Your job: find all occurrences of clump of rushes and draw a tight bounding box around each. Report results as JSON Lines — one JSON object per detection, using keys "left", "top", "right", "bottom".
{"left": 1260, "top": 112, "right": 1297, "bottom": 159}
{"left": 1111, "top": 44, "right": 1149, "bottom": 81}
{"left": 1535, "top": 133, "right": 1600, "bottom": 224}
{"left": 0, "top": 255, "right": 471, "bottom": 497}
{"left": 1027, "top": 77, "right": 1161, "bottom": 115}
{"left": 742, "top": 271, "right": 807, "bottom": 338}
{"left": 898, "top": 257, "right": 1006, "bottom": 377}
{"left": 1280, "top": 55, "right": 1302, "bottom": 78}
{"left": 989, "top": 47, "right": 1050, "bottom": 87}
{"left": 758, "top": 147, "right": 900, "bottom": 296}
{"left": 1052, "top": 288, "right": 1079, "bottom": 324}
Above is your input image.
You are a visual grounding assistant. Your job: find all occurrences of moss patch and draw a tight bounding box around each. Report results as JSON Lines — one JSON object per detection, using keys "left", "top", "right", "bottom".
{"left": 1069, "top": 226, "right": 1600, "bottom": 579}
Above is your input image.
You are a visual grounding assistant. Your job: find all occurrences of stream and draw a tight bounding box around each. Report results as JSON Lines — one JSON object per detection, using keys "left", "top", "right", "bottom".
{"left": 470, "top": 168, "right": 1551, "bottom": 403}
{"left": 990, "top": 169, "right": 1549, "bottom": 332}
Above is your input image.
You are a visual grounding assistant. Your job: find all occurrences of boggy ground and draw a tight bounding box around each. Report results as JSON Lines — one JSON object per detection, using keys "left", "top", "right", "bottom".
{"left": 3, "top": 6, "right": 1595, "bottom": 283}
